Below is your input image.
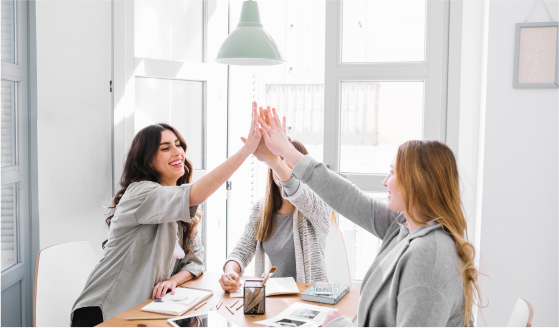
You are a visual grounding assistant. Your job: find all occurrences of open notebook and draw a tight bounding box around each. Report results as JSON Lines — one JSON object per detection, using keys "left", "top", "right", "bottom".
{"left": 141, "top": 287, "right": 213, "bottom": 316}
{"left": 230, "top": 277, "right": 300, "bottom": 298}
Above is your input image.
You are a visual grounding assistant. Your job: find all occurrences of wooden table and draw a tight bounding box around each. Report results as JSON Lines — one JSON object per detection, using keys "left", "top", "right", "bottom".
{"left": 98, "top": 272, "right": 360, "bottom": 327}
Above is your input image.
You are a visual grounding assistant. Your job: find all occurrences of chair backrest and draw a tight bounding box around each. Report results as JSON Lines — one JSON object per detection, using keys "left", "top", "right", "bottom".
{"left": 34, "top": 241, "right": 99, "bottom": 327}
{"left": 324, "top": 224, "right": 352, "bottom": 288}
{"left": 506, "top": 298, "right": 534, "bottom": 327}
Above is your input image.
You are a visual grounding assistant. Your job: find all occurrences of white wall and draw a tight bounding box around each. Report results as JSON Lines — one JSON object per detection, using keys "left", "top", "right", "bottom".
{"left": 36, "top": 0, "right": 112, "bottom": 259}
{"left": 477, "top": 0, "right": 558, "bottom": 326}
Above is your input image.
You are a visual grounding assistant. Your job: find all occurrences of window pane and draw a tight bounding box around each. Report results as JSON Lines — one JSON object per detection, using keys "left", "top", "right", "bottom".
{"left": 135, "top": 78, "right": 204, "bottom": 169}
{"left": 1, "top": 80, "right": 16, "bottom": 167}
{"left": 259, "top": 0, "right": 326, "bottom": 161}
{"left": 135, "top": 0, "right": 204, "bottom": 62}
{"left": 1, "top": 0, "right": 15, "bottom": 63}
{"left": 340, "top": 81, "right": 423, "bottom": 174}
{"left": 339, "top": 192, "right": 386, "bottom": 280}
{"left": 2, "top": 183, "right": 18, "bottom": 271}
{"left": 342, "top": 0, "right": 426, "bottom": 63}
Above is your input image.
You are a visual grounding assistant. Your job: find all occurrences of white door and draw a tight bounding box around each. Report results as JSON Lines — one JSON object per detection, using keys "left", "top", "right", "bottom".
{"left": 112, "top": 0, "right": 229, "bottom": 272}
{"left": 1, "top": 0, "right": 33, "bottom": 326}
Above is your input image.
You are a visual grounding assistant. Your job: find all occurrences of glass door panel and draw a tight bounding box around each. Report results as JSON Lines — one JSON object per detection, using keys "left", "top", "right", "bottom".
{"left": 1, "top": 183, "right": 17, "bottom": 271}
{"left": 134, "top": 0, "right": 204, "bottom": 62}
{"left": 1, "top": 80, "right": 16, "bottom": 167}
{"left": 338, "top": 192, "right": 386, "bottom": 280}
{"left": 1, "top": 0, "right": 15, "bottom": 64}
{"left": 135, "top": 77, "right": 205, "bottom": 169}
{"left": 339, "top": 81, "right": 424, "bottom": 174}
{"left": 341, "top": 0, "right": 426, "bottom": 63}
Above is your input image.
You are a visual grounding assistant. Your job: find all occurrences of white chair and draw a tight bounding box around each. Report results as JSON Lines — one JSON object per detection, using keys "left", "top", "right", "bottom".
{"left": 34, "top": 241, "right": 99, "bottom": 327}
{"left": 324, "top": 213, "right": 352, "bottom": 288}
{"left": 506, "top": 298, "right": 534, "bottom": 327}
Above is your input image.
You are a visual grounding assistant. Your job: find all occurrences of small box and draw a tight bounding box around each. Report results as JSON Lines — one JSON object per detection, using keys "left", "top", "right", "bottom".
{"left": 243, "top": 280, "right": 265, "bottom": 315}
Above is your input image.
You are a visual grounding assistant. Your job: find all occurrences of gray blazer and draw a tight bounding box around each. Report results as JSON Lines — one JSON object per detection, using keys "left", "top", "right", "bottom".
{"left": 71, "top": 181, "right": 203, "bottom": 322}
{"left": 292, "top": 155, "right": 465, "bottom": 327}
{"left": 225, "top": 179, "right": 332, "bottom": 284}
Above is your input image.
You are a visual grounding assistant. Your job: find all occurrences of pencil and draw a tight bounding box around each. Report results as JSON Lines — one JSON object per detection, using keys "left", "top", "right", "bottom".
{"left": 231, "top": 299, "right": 239, "bottom": 307}
{"left": 236, "top": 303, "right": 243, "bottom": 311}
{"left": 125, "top": 316, "right": 176, "bottom": 320}
{"left": 217, "top": 299, "right": 224, "bottom": 310}
{"left": 226, "top": 305, "right": 234, "bottom": 314}
{"left": 194, "top": 301, "right": 207, "bottom": 310}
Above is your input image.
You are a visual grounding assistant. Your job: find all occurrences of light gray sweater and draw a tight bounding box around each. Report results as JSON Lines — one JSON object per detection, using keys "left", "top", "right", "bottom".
{"left": 225, "top": 177, "right": 332, "bottom": 284}
{"left": 291, "top": 155, "right": 465, "bottom": 327}
{"left": 72, "top": 181, "right": 203, "bottom": 322}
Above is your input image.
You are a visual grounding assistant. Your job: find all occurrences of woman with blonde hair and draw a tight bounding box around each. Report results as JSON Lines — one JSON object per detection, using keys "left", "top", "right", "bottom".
{"left": 257, "top": 108, "right": 482, "bottom": 327}
{"left": 219, "top": 109, "right": 332, "bottom": 291}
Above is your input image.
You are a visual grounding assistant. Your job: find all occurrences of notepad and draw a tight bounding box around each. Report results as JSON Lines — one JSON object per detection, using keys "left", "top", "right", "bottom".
{"left": 141, "top": 286, "right": 213, "bottom": 316}
{"left": 230, "top": 277, "right": 300, "bottom": 298}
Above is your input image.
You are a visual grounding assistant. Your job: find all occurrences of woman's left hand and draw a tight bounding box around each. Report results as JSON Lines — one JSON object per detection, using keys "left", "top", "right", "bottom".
{"left": 321, "top": 310, "right": 341, "bottom": 327}
{"left": 152, "top": 279, "right": 178, "bottom": 299}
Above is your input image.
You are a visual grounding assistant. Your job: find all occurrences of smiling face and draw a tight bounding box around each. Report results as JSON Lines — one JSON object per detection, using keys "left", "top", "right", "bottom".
{"left": 383, "top": 155, "right": 405, "bottom": 212}
{"left": 151, "top": 129, "right": 185, "bottom": 186}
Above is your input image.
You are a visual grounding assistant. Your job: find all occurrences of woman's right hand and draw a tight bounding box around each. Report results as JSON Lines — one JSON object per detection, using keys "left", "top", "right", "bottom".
{"left": 219, "top": 271, "right": 242, "bottom": 293}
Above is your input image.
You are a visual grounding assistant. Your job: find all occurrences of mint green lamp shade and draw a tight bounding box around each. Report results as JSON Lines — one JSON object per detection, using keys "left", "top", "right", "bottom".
{"left": 215, "top": 0, "right": 284, "bottom": 66}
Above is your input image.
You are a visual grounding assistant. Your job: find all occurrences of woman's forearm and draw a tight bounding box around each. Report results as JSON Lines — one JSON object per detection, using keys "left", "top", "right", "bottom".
{"left": 169, "top": 270, "right": 194, "bottom": 285}
{"left": 190, "top": 147, "right": 252, "bottom": 206}
{"left": 223, "top": 260, "right": 241, "bottom": 274}
{"left": 267, "top": 158, "right": 292, "bottom": 182}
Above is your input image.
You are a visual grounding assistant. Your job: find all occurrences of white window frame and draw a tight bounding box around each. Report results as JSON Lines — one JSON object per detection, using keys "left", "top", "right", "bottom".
{"left": 112, "top": 0, "right": 229, "bottom": 272}
{"left": 324, "top": 0, "right": 451, "bottom": 287}
{"left": 324, "top": 0, "right": 449, "bottom": 192}
{"left": 1, "top": 0, "right": 33, "bottom": 325}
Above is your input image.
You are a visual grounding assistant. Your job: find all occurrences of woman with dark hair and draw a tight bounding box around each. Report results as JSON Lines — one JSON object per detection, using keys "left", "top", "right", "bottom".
{"left": 219, "top": 108, "right": 333, "bottom": 291}
{"left": 71, "top": 103, "right": 262, "bottom": 326}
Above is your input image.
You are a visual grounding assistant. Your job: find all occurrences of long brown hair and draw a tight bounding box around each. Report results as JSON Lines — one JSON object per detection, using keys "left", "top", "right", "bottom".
{"left": 255, "top": 138, "right": 309, "bottom": 241}
{"left": 395, "top": 140, "right": 482, "bottom": 326}
{"left": 102, "top": 123, "right": 202, "bottom": 254}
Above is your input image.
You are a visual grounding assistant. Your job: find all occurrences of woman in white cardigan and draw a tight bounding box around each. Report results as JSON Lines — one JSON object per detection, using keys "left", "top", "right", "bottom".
{"left": 219, "top": 113, "right": 332, "bottom": 292}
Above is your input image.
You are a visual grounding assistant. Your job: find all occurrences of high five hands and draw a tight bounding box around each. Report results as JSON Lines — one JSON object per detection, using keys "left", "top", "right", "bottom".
{"left": 242, "top": 102, "right": 304, "bottom": 168}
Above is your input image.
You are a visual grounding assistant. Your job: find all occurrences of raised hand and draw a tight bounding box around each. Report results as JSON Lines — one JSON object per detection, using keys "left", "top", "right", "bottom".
{"left": 240, "top": 102, "right": 262, "bottom": 155}
{"left": 258, "top": 108, "right": 291, "bottom": 156}
{"left": 258, "top": 108, "right": 304, "bottom": 167}
{"left": 241, "top": 106, "right": 280, "bottom": 164}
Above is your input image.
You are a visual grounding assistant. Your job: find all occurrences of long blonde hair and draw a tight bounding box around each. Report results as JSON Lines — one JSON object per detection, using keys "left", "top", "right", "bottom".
{"left": 255, "top": 138, "right": 308, "bottom": 241}
{"left": 395, "top": 140, "right": 482, "bottom": 326}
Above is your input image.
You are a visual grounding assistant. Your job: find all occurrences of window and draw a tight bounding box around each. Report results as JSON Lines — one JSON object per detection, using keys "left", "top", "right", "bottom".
{"left": 1, "top": 0, "right": 33, "bottom": 325}
{"left": 114, "top": 0, "right": 229, "bottom": 272}
{"left": 325, "top": 0, "right": 448, "bottom": 286}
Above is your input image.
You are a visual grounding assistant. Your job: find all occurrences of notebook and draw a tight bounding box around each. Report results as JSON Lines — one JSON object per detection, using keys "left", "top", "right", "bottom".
{"left": 300, "top": 282, "right": 350, "bottom": 305}
{"left": 229, "top": 277, "right": 300, "bottom": 298}
{"left": 141, "top": 286, "right": 213, "bottom": 316}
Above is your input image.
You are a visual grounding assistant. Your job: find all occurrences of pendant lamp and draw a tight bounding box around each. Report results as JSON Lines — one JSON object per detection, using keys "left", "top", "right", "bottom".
{"left": 215, "top": 0, "right": 284, "bottom": 65}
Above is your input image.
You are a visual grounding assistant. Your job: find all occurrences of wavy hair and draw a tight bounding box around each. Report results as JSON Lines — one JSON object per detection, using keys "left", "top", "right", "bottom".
{"left": 102, "top": 123, "right": 202, "bottom": 254}
{"left": 395, "top": 140, "right": 482, "bottom": 326}
{"left": 255, "top": 137, "right": 309, "bottom": 241}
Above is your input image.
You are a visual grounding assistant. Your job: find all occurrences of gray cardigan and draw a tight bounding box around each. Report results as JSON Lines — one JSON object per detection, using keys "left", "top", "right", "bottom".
{"left": 225, "top": 178, "right": 332, "bottom": 284}
{"left": 292, "top": 155, "right": 465, "bottom": 327}
{"left": 71, "top": 181, "right": 203, "bottom": 322}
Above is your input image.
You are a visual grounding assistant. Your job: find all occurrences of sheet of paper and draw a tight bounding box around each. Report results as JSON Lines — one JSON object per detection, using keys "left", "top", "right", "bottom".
{"left": 142, "top": 288, "right": 208, "bottom": 315}
{"left": 229, "top": 277, "right": 299, "bottom": 298}
{"left": 253, "top": 302, "right": 338, "bottom": 327}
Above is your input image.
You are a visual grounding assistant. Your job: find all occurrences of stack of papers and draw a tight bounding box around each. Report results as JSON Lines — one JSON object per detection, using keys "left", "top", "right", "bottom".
{"left": 254, "top": 302, "right": 339, "bottom": 327}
